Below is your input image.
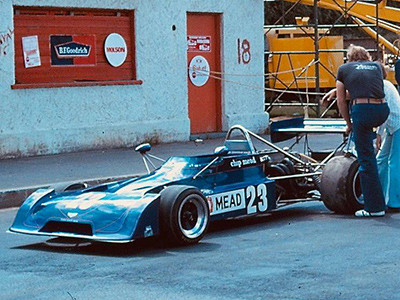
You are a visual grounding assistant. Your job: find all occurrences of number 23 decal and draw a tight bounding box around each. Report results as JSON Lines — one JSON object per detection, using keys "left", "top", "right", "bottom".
{"left": 246, "top": 183, "right": 268, "bottom": 214}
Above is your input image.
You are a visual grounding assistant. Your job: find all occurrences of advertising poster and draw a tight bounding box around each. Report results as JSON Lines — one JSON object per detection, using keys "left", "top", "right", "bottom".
{"left": 22, "top": 35, "right": 41, "bottom": 68}
{"left": 50, "top": 35, "right": 96, "bottom": 66}
{"left": 187, "top": 35, "right": 211, "bottom": 52}
{"left": 104, "top": 33, "right": 127, "bottom": 67}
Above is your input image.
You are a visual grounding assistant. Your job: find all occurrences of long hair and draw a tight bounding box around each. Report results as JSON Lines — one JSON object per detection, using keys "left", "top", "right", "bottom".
{"left": 379, "top": 62, "right": 388, "bottom": 79}
{"left": 346, "top": 44, "right": 371, "bottom": 62}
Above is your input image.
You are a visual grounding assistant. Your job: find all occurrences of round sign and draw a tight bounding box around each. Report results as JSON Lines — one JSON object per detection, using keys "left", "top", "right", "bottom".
{"left": 104, "top": 33, "right": 127, "bottom": 67}
{"left": 188, "top": 55, "right": 210, "bottom": 87}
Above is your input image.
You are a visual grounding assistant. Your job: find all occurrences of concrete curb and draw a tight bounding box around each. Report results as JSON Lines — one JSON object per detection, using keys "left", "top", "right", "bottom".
{"left": 0, "top": 175, "right": 139, "bottom": 210}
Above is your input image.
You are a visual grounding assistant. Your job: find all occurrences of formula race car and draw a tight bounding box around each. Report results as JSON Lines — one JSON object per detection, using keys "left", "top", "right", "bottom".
{"left": 9, "top": 124, "right": 362, "bottom": 246}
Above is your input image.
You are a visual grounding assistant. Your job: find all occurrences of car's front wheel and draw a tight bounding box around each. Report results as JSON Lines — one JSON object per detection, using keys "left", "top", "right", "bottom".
{"left": 159, "top": 186, "right": 210, "bottom": 246}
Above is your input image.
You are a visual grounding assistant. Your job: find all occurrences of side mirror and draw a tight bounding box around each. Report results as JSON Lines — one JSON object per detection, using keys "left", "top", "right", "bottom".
{"left": 135, "top": 143, "right": 151, "bottom": 154}
{"left": 214, "top": 145, "right": 229, "bottom": 156}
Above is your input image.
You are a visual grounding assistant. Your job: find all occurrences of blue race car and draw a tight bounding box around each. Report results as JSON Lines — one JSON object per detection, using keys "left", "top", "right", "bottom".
{"left": 9, "top": 124, "right": 360, "bottom": 246}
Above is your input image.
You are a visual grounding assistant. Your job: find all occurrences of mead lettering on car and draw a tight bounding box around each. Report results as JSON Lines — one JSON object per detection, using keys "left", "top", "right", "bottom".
{"left": 55, "top": 41, "right": 91, "bottom": 58}
{"left": 208, "top": 189, "right": 246, "bottom": 215}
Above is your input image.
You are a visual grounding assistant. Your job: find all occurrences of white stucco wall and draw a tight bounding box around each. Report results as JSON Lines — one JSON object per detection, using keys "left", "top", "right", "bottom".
{"left": 0, "top": 0, "right": 268, "bottom": 158}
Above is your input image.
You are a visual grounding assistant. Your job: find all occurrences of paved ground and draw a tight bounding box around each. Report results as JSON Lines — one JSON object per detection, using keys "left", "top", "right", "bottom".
{"left": 2, "top": 201, "right": 400, "bottom": 300}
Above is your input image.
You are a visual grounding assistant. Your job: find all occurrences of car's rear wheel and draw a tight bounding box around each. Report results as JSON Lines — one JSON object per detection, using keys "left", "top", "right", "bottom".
{"left": 160, "top": 186, "right": 210, "bottom": 246}
{"left": 320, "top": 155, "right": 362, "bottom": 214}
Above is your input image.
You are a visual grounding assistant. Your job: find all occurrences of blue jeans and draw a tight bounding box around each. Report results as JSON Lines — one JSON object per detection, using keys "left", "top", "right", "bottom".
{"left": 377, "top": 129, "right": 400, "bottom": 208}
{"left": 351, "top": 103, "right": 389, "bottom": 212}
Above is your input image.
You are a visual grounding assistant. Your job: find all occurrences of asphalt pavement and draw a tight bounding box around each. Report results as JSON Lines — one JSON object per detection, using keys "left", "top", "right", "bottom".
{"left": 0, "top": 133, "right": 344, "bottom": 209}
{"left": 2, "top": 195, "right": 400, "bottom": 300}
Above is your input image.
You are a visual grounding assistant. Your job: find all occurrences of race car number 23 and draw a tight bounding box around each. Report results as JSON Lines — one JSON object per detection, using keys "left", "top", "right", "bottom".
{"left": 246, "top": 184, "right": 268, "bottom": 214}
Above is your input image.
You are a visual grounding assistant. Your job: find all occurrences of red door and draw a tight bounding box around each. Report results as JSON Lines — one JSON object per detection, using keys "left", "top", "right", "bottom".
{"left": 187, "top": 13, "right": 221, "bottom": 134}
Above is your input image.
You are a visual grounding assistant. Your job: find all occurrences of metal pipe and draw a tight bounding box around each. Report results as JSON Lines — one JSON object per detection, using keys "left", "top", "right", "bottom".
{"left": 193, "top": 157, "right": 219, "bottom": 180}
{"left": 247, "top": 130, "right": 306, "bottom": 165}
{"left": 141, "top": 156, "right": 151, "bottom": 174}
{"left": 264, "top": 23, "right": 378, "bottom": 29}
{"left": 269, "top": 171, "right": 322, "bottom": 181}
{"left": 268, "top": 103, "right": 319, "bottom": 106}
{"left": 314, "top": 0, "right": 321, "bottom": 116}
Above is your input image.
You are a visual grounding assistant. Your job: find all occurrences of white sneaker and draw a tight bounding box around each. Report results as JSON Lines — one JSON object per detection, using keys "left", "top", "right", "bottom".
{"left": 355, "top": 209, "right": 385, "bottom": 217}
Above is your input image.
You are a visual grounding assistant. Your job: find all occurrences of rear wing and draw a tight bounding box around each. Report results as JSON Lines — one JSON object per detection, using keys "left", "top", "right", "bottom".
{"left": 270, "top": 117, "right": 347, "bottom": 143}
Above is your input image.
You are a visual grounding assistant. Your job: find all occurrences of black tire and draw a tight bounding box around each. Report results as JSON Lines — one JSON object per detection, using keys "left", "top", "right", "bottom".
{"left": 282, "top": 158, "right": 296, "bottom": 174}
{"left": 320, "top": 155, "right": 362, "bottom": 214}
{"left": 265, "top": 164, "right": 287, "bottom": 199}
{"left": 159, "top": 185, "right": 210, "bottom": 246}
{"left": 276, "top": 162, "right": 297, "bottom": 196}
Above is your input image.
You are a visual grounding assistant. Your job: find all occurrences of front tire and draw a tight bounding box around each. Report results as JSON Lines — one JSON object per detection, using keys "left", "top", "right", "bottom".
{"left": 160, "top": 186, "right": 210, "bottom": 246}
{"left": 320, "top": 155, "right": 362, "bottom": 214}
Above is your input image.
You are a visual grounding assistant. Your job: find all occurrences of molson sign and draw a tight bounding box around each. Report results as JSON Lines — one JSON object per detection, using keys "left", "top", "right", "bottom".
{"left": 104, "top": 33, "right": 127, "bottom": 67}
{"left": 50, "top": 35, "right": 96, "bottom": 66}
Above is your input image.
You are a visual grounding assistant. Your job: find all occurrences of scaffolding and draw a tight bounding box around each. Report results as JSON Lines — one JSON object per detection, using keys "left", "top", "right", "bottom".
{"left": 264, "top": 0, "right": 400, "bottom": 117}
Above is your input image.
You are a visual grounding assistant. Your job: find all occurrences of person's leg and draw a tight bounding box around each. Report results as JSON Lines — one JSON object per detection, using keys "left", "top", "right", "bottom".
{"left": 351, "top": 104, "right": 387, "bottom": 213}
{"left": 387, "top": 130, "right": 400, "bottom": 208}
{"left": 377, "top": 133, "right": 391, "bottom": 204}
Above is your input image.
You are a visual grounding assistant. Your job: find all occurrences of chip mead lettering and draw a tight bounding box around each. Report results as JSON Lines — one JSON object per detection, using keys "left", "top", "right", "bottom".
{"left": 230, "top": 156, "right": 256, "bottom": 168}
{"left": 209, "top": 189, "right": 246, "bottom": 215}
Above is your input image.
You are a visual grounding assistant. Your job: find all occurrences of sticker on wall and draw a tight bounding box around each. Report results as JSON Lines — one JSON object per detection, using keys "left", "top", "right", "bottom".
{"left": 187, "top": 35, "right": 211, "bottom": 52}
{"left": 50, "top": 35, "right": 96, "bottom": 66}
{"left": 104, "top": 33, "right": 127, "bottom": 67}
{"left": 22, "top": 35, "right": 41, "bottom": 68}
{"left": 188, "top": 55, "right": 210, "bottom": 87}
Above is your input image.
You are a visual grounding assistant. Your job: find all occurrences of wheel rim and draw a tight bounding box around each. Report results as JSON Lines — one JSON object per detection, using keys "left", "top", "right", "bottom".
{"left": 352, "top": 170, "right": 363, "bottom": 204}
{"left": 178, "top": 194, "right": 208, "bottom": 239}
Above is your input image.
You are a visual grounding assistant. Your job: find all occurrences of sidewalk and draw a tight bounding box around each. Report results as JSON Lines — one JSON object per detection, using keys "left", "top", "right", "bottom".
{"left": 0, "top": 133, "right": 344, "bottom": 209}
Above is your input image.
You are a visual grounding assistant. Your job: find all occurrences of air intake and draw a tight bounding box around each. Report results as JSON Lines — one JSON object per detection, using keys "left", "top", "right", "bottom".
{"left": 40, "top": 221, "right": 93, "bottom": 236}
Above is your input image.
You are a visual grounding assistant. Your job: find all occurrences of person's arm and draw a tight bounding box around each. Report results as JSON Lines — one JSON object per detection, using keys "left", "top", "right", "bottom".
{"left": 376, "top": 122, "right": 385, "bottom": 136}
{"left": 376, "top": 134, "right": 382, "bottom": 151}
{"left": 376, "top": 122, "right": 385, "bottom": 150}
{"left": 321, "top": 88, "right": 337, "bottom": 106}
{"left": 321, "top": 88, "right": 350, "bottom": 106}
{"left": 336, "top": 80, "right": 352, "bottom": 135}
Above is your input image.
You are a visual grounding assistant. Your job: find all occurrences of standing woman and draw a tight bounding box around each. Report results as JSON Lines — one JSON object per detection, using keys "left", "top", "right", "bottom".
{"left": 376, "top": 64, "right": 400, "bottom": 209}
{"left": 336, "top": 45, "right": 389, "bottom": 217}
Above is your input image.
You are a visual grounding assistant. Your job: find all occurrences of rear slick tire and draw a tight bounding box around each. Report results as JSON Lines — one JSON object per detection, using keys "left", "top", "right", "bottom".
{"left": 320, "top": 155, "right": 363, "bottom": 214}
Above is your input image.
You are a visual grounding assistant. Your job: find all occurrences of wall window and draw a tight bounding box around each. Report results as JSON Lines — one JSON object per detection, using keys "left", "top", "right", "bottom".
{"left": 13, "top": 7, "right": 139, "bottom": 89}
